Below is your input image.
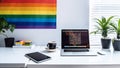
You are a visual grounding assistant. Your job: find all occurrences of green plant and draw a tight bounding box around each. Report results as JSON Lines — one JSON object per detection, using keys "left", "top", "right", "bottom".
{"left": 0, "top": 17, "right": 15, "bottom": 38}
{"left": 91, "top": 16, "right": 114, "bottom": 38}
{"left": 110, "top": 19, "right": 120, "bottom": 39}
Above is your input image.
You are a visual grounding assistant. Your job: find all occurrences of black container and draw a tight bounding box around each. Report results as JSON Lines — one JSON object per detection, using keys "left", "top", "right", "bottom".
{"left": 4, "top": 37, "right": 14, "bottom": 47}
{"left": 47, "top": 42, "right": 56, "bottom": 49}
{"left": 113, "top": 40, "right": 120, "bottom": 51}
{"left": 101, "top": 38, "right": 111, "bottom": 49}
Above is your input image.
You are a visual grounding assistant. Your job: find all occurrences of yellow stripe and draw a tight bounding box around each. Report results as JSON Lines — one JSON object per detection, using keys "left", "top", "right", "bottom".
{"left": 0, "top": 7, "right": 56, "bottom": 11}
{"left": 0, "top": 11, "right": 56, "bottom": 15}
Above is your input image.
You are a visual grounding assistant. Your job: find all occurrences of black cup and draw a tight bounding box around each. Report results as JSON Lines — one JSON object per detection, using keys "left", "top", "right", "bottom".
{"left": 47, "top": 42, "right": 56, "bottom": 49}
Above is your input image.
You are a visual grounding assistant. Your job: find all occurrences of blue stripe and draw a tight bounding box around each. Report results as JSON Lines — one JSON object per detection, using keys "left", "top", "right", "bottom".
{"left": 9, "top": 22, "right": 56, "bottom": 26}
{"left": 16, "top": 26, "right": 56, "bottom": 29}
{"left": 6, "top": 18, "right": 56, "bottom": 23}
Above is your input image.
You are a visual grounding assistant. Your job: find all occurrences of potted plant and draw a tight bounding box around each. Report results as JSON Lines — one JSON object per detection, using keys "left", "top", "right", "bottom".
{"left": 0, "top": 17, "right": 15, "bottom": 47}
{"left": 110, "top": 19, "right": 120, "bottom": 51}
{"left": 91, "top": 16, "right": 114, "bottom": 49}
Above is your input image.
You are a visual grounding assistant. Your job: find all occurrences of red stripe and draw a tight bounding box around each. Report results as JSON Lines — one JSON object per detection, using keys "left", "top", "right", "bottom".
{"left": 0, "top": 3, "right": 56, "bottom": 7}
{"left": 0, "top": 0, "right": 56, "bottom": 3}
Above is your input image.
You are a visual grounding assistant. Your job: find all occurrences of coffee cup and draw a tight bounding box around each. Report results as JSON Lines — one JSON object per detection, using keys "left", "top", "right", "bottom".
{"left": 47, "top": 41, "right": 56, "bottom": 49}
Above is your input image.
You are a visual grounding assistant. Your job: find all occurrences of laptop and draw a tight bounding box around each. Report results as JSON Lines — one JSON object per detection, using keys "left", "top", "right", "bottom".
{"left": 61, "top": 29, "right": 97, "bottom": 56}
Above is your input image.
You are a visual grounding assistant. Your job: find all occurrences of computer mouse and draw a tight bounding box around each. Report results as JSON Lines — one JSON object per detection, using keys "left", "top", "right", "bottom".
{"left": 97, "top": 51, "right": 106, "bottom": 55}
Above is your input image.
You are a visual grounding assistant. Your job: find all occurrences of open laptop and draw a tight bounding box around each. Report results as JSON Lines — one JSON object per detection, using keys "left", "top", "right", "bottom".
{"left": 61, "top": 29, "right": 97, "bottom": 56}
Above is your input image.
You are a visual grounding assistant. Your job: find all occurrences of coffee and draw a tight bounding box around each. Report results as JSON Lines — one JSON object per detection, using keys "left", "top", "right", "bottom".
{"left": 47, "top": 41, "right": 56, "bottom": 49}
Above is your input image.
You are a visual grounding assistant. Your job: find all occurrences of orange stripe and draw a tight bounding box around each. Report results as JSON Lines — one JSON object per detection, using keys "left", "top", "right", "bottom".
{"left": 0, "top": 3, "right": 56, "bottom": 7}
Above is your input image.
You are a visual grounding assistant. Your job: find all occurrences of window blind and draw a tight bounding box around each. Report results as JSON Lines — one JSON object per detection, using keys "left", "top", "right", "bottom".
{"left": 89, "top": 0, "right": 120, "bottom": 45}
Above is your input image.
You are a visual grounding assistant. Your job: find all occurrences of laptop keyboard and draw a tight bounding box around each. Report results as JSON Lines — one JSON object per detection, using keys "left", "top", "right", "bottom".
{"left": 64, "top": 49, "right": 89, "bottom": 52}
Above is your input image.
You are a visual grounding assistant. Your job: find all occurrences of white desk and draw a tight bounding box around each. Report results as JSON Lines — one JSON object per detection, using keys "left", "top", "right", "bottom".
{"left": 0, "top": 47, "right": 30, "bottom": 68}
{"left": 27, "top": 46, "right": 120, "bottom": 68}
{"left": 0, "top": 46, "right": 120, "bottom": 68}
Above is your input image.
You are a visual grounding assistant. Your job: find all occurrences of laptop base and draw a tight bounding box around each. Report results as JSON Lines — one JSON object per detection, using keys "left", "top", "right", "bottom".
{"left": 61, "top": 49, "right": 97, "bottom": 56}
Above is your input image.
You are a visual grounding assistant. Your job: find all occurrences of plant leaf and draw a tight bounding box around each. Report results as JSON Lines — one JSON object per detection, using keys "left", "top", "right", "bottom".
{"left": 90, "top": 30, "right": 99, "bottom": 34}
{"left": 110, "top": 23, "right": 117, "bottom": 32}
{"left": 94, "top": 25, "right": 101, "bottom": 30}
{"left": 96, "top": 22, "right": 102, "bottom": 28}
{"left": 104, "top": 16, "right": 114, "bottom": 29}
{"left": 9, "top": 24, "right": 15, "bottom": 32}
{"left": 106, "top": 16, "right": 114, "bottom": 23}
{"left": 117, "top": 19, "right": 120, "bottom": 35}
{"left": 118, "top": 19, "right": 120, "bottom": 30}
{"left": 102, "top": 16, "right": 106, "bottom": 23}
{"left": 96, "top": 18, "right": 103, "bottom": 28}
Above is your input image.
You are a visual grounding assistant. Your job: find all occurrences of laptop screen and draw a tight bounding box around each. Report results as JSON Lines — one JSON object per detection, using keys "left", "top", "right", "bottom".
{"left": 62, "top": 29, "right": 89, "bottom": 49}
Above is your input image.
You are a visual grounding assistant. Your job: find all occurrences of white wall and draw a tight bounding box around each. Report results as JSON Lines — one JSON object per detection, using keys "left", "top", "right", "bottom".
{"left": 0, "top": 0, "right": 89, "bottom": 46}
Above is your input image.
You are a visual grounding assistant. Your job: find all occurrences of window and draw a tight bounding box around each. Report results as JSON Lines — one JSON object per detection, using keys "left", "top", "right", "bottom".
{"left": 89, "top": 0, "right": 120, "bottom": 45}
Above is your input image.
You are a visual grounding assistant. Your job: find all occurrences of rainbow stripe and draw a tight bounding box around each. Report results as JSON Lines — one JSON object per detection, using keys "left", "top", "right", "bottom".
{"left": 0, "top": 0, "right": 56, "bottom": 29}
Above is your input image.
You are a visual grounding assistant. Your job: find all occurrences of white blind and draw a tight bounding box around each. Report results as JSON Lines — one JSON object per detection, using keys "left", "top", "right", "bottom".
{"left": 89, "top": 0, "right": 120, "bottom": 45}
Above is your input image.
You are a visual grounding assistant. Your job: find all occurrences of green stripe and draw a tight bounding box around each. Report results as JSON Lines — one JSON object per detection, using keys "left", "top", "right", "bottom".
{"left": 0, "top": 15, "right": 56, "bottom": 18}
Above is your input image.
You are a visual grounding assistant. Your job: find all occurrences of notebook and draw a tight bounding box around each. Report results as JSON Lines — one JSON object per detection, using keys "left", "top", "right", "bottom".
{"left": 25, "top": 52, "right": 51, "bottom": 63}
{"left": 61, "top": 29, "right": 97, "bottom": 56}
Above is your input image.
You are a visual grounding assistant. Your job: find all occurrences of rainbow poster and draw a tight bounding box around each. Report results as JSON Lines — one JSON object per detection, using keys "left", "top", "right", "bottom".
{"left": 0, "top": 0, "right": 56, "bottom": 29}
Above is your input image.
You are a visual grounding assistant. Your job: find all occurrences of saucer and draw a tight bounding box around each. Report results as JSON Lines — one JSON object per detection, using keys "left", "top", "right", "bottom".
{"left": 45, "top": 48, "right": 56, "bottom": 52}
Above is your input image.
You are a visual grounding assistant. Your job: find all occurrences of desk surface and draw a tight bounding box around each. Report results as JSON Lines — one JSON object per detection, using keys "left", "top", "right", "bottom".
{"left": 0, "top": 45, "right": 120, "bottom": 67}
{"left": 0, "top": 47, "right": 29, "bottom": 67}
{"left": 27, "top": 46, "right": 120, "bottom": 65}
